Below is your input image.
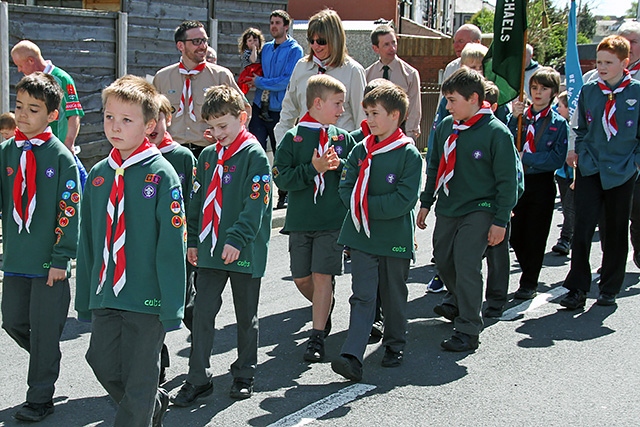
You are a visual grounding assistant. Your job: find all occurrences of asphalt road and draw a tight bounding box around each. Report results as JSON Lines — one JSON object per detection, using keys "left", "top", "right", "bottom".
{"left": 1, "top": 200, "right": 640, "bottom": 427}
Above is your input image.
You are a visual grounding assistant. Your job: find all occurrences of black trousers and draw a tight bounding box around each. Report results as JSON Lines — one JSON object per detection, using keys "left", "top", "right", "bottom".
{"left": 510, "top": 172, "right": 556, "bottom": 290}
{"left": 564, "top": 171, "right": 635, "bottom": 294}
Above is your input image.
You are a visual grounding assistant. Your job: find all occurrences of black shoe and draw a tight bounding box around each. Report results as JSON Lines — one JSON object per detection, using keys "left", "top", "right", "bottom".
{"left": 303, "top": 331, "right": 325, "bottom": 362}
{"left": 441, "top": 331, "right": 479, "bottom": 352}
{"left": 552, "top": 238, "right": 571, "bottom": 255}
{"left": 229, "top": 378, "right": 254, "bottom": 399}
{"left": 596, "top": 292, "right": 617, "bottom": 306}
{"left": 559, "top": 289, "right": 587, "bottom": 310}
{"left": 152, "top": 388, "right": 169, "bottom": 427}
{"left": 433, "top": 304, "right": 458, "bottom": 321}
{"left": 171, "top": 380, "right": 213, "bottom": 407}
{"left": 14, "top": 401, "right": 54, "bottom": 422}
{"left": 483, "top": 306, "right": 503, "bottom": 319}
{"left": 331, "top": 354, "right": 363, "bottom": 382}
{"left": 381, "top": 347, "right": 403, "bottom": 367}
{"left": 513, "top": 287, "right": 537, "bottom": 300}
{"left": 368, "top": 320, "right": 384, "bottom": 344}
{"left": 275, "top": 191, "right": 288, "bottom": 209}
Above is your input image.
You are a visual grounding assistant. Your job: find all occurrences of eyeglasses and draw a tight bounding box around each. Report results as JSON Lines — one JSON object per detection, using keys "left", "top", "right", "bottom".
{"left": 183, "top": 38, "right": 208, "bottom": 46}
{"left": 307, "top": 37, "right": 328, "bottom": 46}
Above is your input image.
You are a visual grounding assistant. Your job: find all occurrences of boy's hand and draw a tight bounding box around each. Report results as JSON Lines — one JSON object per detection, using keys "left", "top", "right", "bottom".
{"left": 511, "top": 100, "right": 525, "bottom": 118}
{"left": 487, "top": 225, "right": 506, "bottom": 246}
{"left": 416, "top": 207, "right": 430, "bottom": 229}
{"left": 203, "top": 129, "right": 216, "bottom": 144}
{"left": 187, "top": 248, "right": 198, "bottom": 266}
{"left": 46, "top": 267, "right": 66, "bottom": 287}
{"left": 221, "top": 244, "right": 240, "bottom": 265}
{"left": 566, "top": 150, "right": 578, "bottom": 168}
{"left": 311, "top": 147, "right": 339, "bottom": 173}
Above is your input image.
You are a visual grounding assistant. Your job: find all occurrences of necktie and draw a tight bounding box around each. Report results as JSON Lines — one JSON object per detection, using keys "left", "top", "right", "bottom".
{"left": 199, "top": 128, "right": 258, "bottom": 255}
{"left": 350, "top": 128, "right": 413, "bottom": 237}
{"left": 313, "top": 55, "right": 327, "bottom": 74}
{"left": 298, "top": 112, "right": 330, "bottom": 203}
{"left": 597, "top": 69, "right": 631, "bottom": 141}
{"left": 523, "top": 105, "right": 551, "bottom": 154}
{"left": 434, "top": 101, "right": 493, "bottom": 196}
{"left": 12, "top": 127, "right": 53, "bottom": 233}
{"left": 382, "top": 65, "right": 390, "bottom": 80}
{"left": 97, "top": 140, "right": 160, "bottom": 297}
{"left": 177, "top": 61, "right": 207, "bottom": 121}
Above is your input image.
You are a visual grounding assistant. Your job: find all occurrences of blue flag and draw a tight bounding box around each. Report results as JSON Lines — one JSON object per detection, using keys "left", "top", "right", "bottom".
{"left": 565, "top": 0, "right": 583, "bottom": 119}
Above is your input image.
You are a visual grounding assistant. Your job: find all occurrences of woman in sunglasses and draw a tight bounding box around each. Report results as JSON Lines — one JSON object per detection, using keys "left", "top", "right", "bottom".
{"left": 273, "top": 8, "right": 366, "bottom": 145}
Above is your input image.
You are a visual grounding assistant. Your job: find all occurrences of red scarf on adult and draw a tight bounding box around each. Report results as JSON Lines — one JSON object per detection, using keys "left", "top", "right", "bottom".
{"left": 177, "top": 61, "right": 207, "bottom": 121}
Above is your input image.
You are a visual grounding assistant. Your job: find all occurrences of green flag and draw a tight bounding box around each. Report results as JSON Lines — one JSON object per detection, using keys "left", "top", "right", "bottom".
{"left": 482, "top": 0, "right": 528, "bottom": 105}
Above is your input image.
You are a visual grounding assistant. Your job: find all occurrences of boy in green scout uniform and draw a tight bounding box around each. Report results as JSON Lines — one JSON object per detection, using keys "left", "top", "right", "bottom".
{"left": 0, "top": 72, "right": 80, "bottom": 422}
{"left": 172, "top": 85, "right": 272, "bottom": 406}
{"left": 332, "top": 83, "right": 422, "bottom": 382}
{"left": 75, "top": 75, "right": 186, "bottom": 427}
{"left": 273, "top": 74, "right": 356, "bottom": 363}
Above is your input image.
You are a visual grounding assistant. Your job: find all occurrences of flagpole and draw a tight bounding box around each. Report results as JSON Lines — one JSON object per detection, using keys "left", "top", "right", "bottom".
{"left": 516, "top": 29, "right": 528, "bottom": 152}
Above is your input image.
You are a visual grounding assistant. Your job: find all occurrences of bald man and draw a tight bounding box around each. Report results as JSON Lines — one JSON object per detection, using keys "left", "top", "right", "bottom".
{"left": 441, "top": 24, "right": 482, "bottom": 83}
{"left": 11, "top": 40, "right": 84, "bottom": 154}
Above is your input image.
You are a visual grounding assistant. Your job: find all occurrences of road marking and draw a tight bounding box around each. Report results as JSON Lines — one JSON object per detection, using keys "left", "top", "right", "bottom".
{"left": 500, "top": 286, "right": 569, "bottom": 320}
{"left": 267, "top": 383, "right": 376, "bottom": 427}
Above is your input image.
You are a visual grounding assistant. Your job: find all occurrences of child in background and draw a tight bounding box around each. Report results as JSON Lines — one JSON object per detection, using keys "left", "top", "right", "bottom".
{"left": 172, "top": 85, "right": 271, "bottom": 406}
{"left": 0, "top": 72, "right": 80, "bottom": 422}
{"left": 0, "top": 111, "right": 16, "bottom": 141}
{"left": 273, "top": 74, "right": 356, "bottom": 363}
{"left": 551, "top": 91, "right": 575, "bottom": 256}
{"left": 237, "top": 27, "right": 272, "bottom": 122}
{"left": 508, "top": 67, "right": 568, "bottom": 300}
{"left": 332, "top": 83, "right": 422, "bottom": 381}
{"left": 76, "top": 75, "right": 187, "bottom": 427}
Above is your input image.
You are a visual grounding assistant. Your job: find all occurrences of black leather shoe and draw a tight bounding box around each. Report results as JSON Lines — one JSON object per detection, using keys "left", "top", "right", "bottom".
{"left": 171, "top": 381, "right": 213, "bottom": 407}
{"left": 596, "top": 292, "right": 617, "bottom": 306}
{"left": 552, "top": 239, "right": 571, "bottom": 255}
{"left": 368, "top": 320, "right": 384, "bottom": 344}
{"left": 559, "top": 289, "right": 587, "bottom": 310}
{"left": 14, "top": 401, "right": 54, "bottom": 422}
{"left": 152, "top": 388, "right": 169, "bottom": 427}
{"left": 229, "top": 378, "right": 254, "bottom": 399}
{"left": 514, "top": 287, "right": 537, "bottom": 300}
{"left": 381, "top": 347, "right": 403, "bottom": 367}
{"left": 331, "top": 354, "right": 363, "bottom": 381}
{"left": 441, "top": 331, "right": 479, "bottom": 352}
{"left": 433, "top": 304, "right": 458, "bottom": 321}
{"left": 483, "top": 306, "right": 503, "bottom": 319}
{"left": 303, "top": 331, "right": 325, "bottom": 362}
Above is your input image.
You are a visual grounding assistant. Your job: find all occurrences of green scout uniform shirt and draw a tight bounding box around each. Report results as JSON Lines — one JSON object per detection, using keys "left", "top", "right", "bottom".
{"left": 162, "top": 142, "right": 196, "bottom": 214}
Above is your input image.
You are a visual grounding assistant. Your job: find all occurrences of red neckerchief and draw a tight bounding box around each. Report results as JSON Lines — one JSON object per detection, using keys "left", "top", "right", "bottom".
{"left": 598, "top": 69, "right": 632, "bottom": 141}
{"left": 360, "top": 119, "right": 371, "bottom": 137}
{"left": 523, "top": 105, "right": 551, "bottom": 153}
{"left": 298, "top": 112, "right": 330, "bottom": 203}
{"left": 157, "top": 132, "right": 181, "bottom": 153}
{"left": 350, "top": 128, "right": 413, "bottom": 237}
{"left": 434, "top": 101, "right": 492, "bottom": 196}
{"left": 97, "top": 139, "right": 160, "bottom": 297}
{"left": 199, "top": 128, "right": 258, "bottom": 255}
{"left": 177, "top": 61, "right": 207, "bottom": 121}
{"left": 12, "top": 126, "right": 53, "bottom": 233}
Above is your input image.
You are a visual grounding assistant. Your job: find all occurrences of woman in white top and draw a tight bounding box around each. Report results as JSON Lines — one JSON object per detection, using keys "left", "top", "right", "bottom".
{"left": 273, "top": 9, "right": 366, "bottom": 144}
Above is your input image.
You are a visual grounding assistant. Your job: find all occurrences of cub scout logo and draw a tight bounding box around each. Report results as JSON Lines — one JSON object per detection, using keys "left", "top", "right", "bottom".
{"left": 45, "top": 168, "right": 55, "bottom": 178}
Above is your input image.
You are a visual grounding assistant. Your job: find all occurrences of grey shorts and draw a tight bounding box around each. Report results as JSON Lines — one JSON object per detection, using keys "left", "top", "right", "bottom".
{"left": 289, "top": 229, "right": 343, "bottom": 278}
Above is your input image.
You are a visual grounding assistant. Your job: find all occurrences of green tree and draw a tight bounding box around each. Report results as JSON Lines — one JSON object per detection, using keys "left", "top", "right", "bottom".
{"left": 627, "top": 1, "right": 639, "bottom": 18}
{"left": 470, "top": 8, "right": 494, "bottom": 33}
{"left": 577, "top": 4, "right": 596, "bottom": 39}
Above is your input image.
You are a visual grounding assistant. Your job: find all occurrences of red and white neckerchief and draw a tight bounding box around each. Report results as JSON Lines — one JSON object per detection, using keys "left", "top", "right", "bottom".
{"left": 176, "top": 61, "right": 207, "bottom": 121}
{"left": 598, "top": 69, "right": 632, "bottom": 141}
{"left": 298, "top": 112, "right": 330, "bottom": 203}
{"left": 157, "top": 132, "right": 181, "bottom": 154}
{"left": 350, "top": 128, "right": 413, "bottom": 237}
{"left": 97, "top": 140, "right": 160, "bottom": 297}
{"left": 312, "top": 55, "right": 328, "bottom": 74}
{"left": 628, "top": 61, "right": 640, "bottom": 78}
{"left": 434, "top": 101, "right": 492, "bottom": 196}
{"left": 360, "top": 119, "right": 371, "bottom": 137}
{"left": 12, "top": 127, "right": 53, "bottom": 233}
{"left": 199, "top": 128, "right": 258, "bottom": 255}
{"left": 523, "top": 105, "right": 551, "bottom": 154}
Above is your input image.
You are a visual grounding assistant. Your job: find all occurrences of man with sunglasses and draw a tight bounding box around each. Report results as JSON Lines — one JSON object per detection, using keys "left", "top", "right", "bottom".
{"left": 154, "top": 20, "right": 246, "bottom": 158}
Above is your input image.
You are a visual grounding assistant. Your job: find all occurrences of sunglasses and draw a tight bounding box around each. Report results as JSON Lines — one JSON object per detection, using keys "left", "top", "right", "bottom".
{"left": 183, "top": 38, "right": 208, "bottom": 46}
{"left": 307, "top": 37, "right": 328, "bottom": 46}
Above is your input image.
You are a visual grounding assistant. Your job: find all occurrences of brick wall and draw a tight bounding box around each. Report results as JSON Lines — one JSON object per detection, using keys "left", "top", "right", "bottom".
{"left": 398, "top": 35, "right": 455, "bottom": 84}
